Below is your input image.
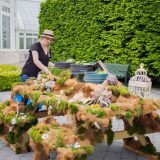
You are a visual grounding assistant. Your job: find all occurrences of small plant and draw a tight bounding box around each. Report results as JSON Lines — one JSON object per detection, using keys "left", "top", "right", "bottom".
{"left": 69, "top": 102, "right": 79, "bottom": 114}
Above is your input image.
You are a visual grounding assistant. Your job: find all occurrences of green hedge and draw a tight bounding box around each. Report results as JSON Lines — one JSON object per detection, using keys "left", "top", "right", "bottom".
{"left": 39, "top": 0, "right": 160, "bottom": 77}
{"left": 0, "top": 65, "right": 21, "bottom": 91}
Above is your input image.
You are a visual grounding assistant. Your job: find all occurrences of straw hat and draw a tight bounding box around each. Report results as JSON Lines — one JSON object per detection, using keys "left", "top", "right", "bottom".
{"left": 41, "top": 29, "right": 55, "bottom": 39}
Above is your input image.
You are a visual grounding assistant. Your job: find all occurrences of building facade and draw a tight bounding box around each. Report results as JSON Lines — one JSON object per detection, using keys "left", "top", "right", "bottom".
{"left": 0, "top": 0, "right": 40, "bottom": 51}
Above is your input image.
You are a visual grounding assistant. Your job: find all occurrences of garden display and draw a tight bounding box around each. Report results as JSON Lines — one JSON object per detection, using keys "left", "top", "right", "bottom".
{"left": 0, "top": 68, "right": 160, "bottom": 160}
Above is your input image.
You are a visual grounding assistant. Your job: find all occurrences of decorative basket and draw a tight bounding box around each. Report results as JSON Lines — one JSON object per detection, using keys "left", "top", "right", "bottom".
{"left": 128, "top": 64, "right": 152, "bottom": 98}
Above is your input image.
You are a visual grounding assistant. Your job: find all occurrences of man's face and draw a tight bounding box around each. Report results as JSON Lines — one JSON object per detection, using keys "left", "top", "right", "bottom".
{"left": 42, "top": 37, "right": 53, "bottom": 46}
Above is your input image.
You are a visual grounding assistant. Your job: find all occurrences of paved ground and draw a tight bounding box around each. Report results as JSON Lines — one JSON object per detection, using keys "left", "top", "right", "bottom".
{"left": 0, "top": 88, "right": 160, "bottom": 160}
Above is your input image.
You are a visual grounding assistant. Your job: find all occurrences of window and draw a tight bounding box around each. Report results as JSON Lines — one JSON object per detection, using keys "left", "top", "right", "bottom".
{"left": 2, "top": 15, "right": 10, "bottom": 49}
{"left": 19, "top": 38, "right": 24, "bottom": 49}
{"left": 26, "top": 37, "right": 32, "bottom": 49}
{"left": 2, "top": 6, "right": 10, "bottom": 13}
{"left": 19, "top": 32, "right": 38, "bottom": 50}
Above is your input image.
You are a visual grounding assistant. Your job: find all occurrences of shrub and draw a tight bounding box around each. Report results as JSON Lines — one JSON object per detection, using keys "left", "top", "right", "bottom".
{"left": 0, "top": 65, "right": 21, "bottom": 91}
{"left": 39, "top": 0, "right": 160, "bottom": 77}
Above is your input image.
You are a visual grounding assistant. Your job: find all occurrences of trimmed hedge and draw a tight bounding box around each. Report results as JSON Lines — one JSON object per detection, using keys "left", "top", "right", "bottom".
{"left": 39, "top": 0, "right": 160, "bottom": 77}
{"left": 0, "top": 65, "right": 21, "bottom": 91}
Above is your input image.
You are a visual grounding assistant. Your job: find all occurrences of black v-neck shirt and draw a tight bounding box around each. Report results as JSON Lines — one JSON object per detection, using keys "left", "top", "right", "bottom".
{"left": 21, "top": 42, "right": 51, "bottom": 77}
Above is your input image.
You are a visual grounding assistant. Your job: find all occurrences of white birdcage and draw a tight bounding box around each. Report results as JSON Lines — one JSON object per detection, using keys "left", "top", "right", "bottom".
{"left": 128, "top": 63, "right": 152, "bottom": 98}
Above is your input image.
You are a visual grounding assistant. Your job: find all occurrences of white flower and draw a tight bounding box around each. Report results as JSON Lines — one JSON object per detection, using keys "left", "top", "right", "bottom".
{"left": 11, "top": 118, "right": 16, "bottom": 125}
{"left": 42, "top": 133, "right": 49, "bottom": 139}
{"left": 73, "top": 142, "right": 81, "bottom": 149}
{"left": 21, "top": 115, "right": 27, "bottom": 120}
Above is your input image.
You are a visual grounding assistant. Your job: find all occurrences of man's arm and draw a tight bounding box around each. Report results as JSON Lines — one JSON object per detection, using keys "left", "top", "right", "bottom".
{"left": 32, "top": 50, "right": 51, "bottom": 74}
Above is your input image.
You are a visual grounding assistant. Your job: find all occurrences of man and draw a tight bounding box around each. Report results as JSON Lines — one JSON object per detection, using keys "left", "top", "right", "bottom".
{"left": 20, "top": 29, "right": 55, "bottom": 82}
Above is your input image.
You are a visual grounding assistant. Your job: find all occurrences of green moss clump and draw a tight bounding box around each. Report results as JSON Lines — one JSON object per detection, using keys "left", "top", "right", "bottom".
{"left": 134, "top": 107, "right": 143, "bottom": 116}
{"left": 87, "top": 107, "right": 106, "bottom": 118}
{"left": 55, "top": 130, "right": 64, "bottom": 148}
{"left": 81, "top": 145, "right": 94, "bottom": 154}
{"left": 16, "top": 117, "right": 25, "bottom": 127}
{"left": 7, "top": 131, "right": 15, "bottom": 144}
{"left": 69, "top": 102, "right": 79, "bottom": 114}
{"left": 29, "top": 128, "right": 43, "bottom": 143}
{"left": 56, "top": 77, "right": 68, "bottom": 86}
{"left": 110, "top": 104, "right": 119, "bottom": 111}
{"left": 125, "top": 111, "right": 133, "bottom": 119}
{"left": 138, "top": 97, "right": 144, "bottom": 105}
{"left": 64, "top": 88, "right": 74, "bottom": 96}
{"left": 5, "top": 112, "right": 16, "bottom": 124}
{"left": 57, "top": 100, "right": 68, "bottom": 110}
{"left": 32, "top": 92, "right": 41, "bottom": 105}
{"left": 3, "top": 100, "right": 10, "bottom": 106}
{"left": 109, "top": 85, "right": 130, "bottom": 97}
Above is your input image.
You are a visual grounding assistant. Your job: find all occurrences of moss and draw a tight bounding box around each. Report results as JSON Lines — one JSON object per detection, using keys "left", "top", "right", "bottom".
{"left": 29, "top": 128, "right": 42, "bottom": 143}
{"left": 0, "top": 112, "right": 4, "bottom": 121}
{"left": 51, "top": 124, "right": 58, "bottom": 129}
{"left": 55, "top": 129, "right": 64, "bottom": 148}
{"left": 3, "top": 100, "right": 10, "bottom": 106}
{"left": 69, "top": 102, "right": 79, "bottom": 114}
{"left": 32, "top": 92, "right": 41, "bottom": 105}
{"left": 110, "top": 104, "right": 119, "bottom": 111}
{"left": 56, "top": 77, "right": 68, "bottom": 86}
{"left": 46, "top": 92, "right": 53, "bottom": 97}
{"left": 81, "top": 145, "right": 94, "bottom": 154}
{"left": 25, "top": 115, "right": 36, "bottom": 123}
{"left": 134, "top": 107, "right": 143, "bottom": 116}
{"left": 50, "top": 68, "right": 63, "bottom": 76}
{"left": 49, "top": 97, "right": 56, "bottom": 112}
{"left": 16, "top": 117, "right": 25, "bottom": 127}
{"left": 87, "top": 107, "right": 106, "bottom": 118}
{"left": 125, "top": 111, "right": 133, "bottom": 119}
{"left": 5, "top": 112, "right": 16, "bottom": 124}
{"left": 109, "top": 85, "right": 130, "bottom": 97}
{"left": 7, "top": 131, "right": 15, "bottom": 144}
{"left": 14, "top": 130, "right": 24, "bottom": 143}
{"left": 64, "top": 88, "right": 74, "bottom": 96}
{"left": 138, "top": 97, "right": 144, "bottom": 105}
{"left": 57, "top": 100, "right": 68, "bottom": 110}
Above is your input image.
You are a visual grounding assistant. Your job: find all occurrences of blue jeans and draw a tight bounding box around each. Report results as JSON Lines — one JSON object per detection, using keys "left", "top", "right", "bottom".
{"left": 20, "top": 74, "right": 29, "bottom": 82}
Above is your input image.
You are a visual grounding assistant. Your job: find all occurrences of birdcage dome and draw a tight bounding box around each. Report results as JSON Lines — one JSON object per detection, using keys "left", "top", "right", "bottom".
{"left": 128, "top": 64, "right": 152, "bottom": 98}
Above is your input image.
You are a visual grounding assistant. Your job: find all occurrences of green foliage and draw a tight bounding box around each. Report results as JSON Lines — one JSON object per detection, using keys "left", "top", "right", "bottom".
{"left": 39, "top": 0, "right": 160, "bottom": 77}
{"left": 105, "top": 122, "right": 114, "bottom": 145}
{"left": 110, "top": 104, "right": 119, "bottom": 111}
{"left": 87, "top": 107, "right": 106, "bottom": 118}
{"left": 127, "top": 119, "right": 145, "bottom": 135}
{"left": 56, "top": 77, "right": 68, "bottom": 86}
{"left": 57, "top": 100, "right": 68, "bottom": 110}
{"left": 109, "top": 85, "right": 130, "bottom": 97}
{"left": 7, "top": 131, "right": 15, "bottom": 144}
{"left": 54, "top": 129, "right": 64, "bottom": 148}
{"left": 69, "top": 102, "right": 79, "bottom": 114}
{"left": 64, "top": 87, "right": 74, "bottom": 96}
{"left": 125, "top": 111, "right": 133, "bottom": 119}
{"left": 0, "top": 65, "right": 21, "bottom": 91}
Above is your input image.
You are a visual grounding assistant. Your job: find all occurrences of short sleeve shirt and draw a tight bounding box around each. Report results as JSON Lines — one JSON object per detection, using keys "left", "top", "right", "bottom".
{"left": 21, "top": 42, "right": 51, "bottom": 77}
